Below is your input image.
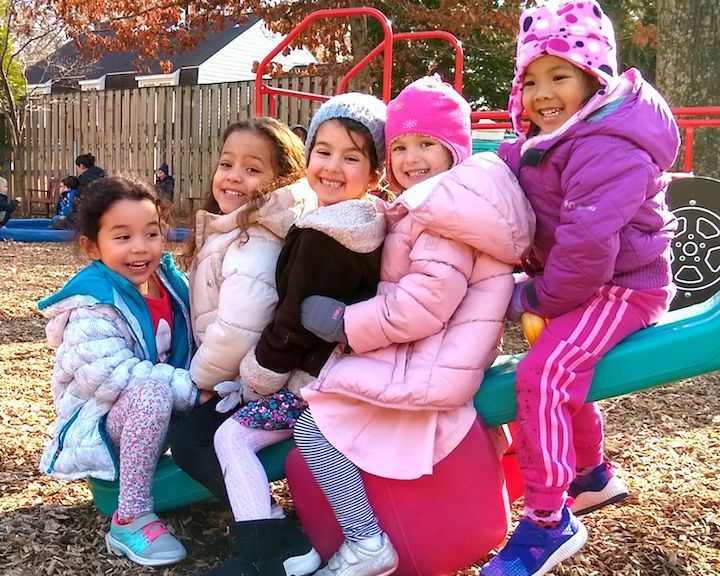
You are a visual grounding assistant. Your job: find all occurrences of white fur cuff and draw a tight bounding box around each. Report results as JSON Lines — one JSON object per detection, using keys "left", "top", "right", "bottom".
{"left": 240, "top": 345, "right": 290, "bottom": 396}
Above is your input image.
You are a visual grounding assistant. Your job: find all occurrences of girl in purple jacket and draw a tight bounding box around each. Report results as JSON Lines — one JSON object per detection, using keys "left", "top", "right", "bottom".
{"left": 485, "top": 1, "right": 680, "bottom": 575}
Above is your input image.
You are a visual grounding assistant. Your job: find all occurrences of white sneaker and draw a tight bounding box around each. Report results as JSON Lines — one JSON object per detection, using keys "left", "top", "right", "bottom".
{"left": 315, "top": 533, "right": 398, "bottom": 576}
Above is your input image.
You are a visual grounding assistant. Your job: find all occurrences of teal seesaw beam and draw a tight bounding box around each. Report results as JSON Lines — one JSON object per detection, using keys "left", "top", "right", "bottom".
{"left": 476, "top": 291, "right": 720, "bottom": 427}
{"left": 88, "top": 292, "right": 720, "bottom": 515}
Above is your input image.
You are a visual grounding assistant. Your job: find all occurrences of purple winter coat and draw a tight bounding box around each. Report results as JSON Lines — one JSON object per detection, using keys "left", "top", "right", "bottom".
{"left": 499, "top": 69, "right": 680, "bottom": 318}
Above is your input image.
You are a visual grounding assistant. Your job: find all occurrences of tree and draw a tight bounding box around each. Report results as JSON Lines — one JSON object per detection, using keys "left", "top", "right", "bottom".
{"left": 53, "top": 0, "right": 525, "bottom": 108}
{"left": 656, "top": 0, "right": 719, "bottom": 177}
{"left": 601, "top": 0, "right": 657, "bottom": 81}
{"left": 1, "top": 0, "right": 66, "bottom": 148}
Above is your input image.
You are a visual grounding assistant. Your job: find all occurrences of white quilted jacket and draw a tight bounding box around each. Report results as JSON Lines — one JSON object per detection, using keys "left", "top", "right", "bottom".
{"left": 39, "top": 295, "right": 198, "bottom": 481}
{"left": 188, "top": 179, "right": 317, "bottom": 389}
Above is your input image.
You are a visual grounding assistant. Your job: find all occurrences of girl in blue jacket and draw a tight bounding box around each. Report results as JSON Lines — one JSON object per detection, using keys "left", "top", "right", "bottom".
{"left": 38, "top": 175, "right": 201, "bottom": 567}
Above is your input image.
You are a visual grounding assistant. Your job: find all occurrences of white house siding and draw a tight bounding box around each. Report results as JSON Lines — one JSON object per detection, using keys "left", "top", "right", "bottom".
{"left": 198, "top": 20, "right": 316, "bottom": 84}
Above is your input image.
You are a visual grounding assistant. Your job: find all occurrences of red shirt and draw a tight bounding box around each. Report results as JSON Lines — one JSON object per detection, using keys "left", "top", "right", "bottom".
{"left": 144, "top": 276, "right": 173, "bottom": 362}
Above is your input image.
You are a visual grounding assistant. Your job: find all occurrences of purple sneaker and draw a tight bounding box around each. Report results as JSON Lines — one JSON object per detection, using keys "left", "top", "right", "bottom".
{"left": 480, "top": 507, "right": 587, "bottom": 576}
{"left": 569, "top": 461, "right": 629, "bottom": 515}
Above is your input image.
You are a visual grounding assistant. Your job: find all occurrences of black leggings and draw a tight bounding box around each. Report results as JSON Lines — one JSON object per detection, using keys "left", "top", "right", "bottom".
{"left": 168, "top": 395, "right": 233, "bottom": 508}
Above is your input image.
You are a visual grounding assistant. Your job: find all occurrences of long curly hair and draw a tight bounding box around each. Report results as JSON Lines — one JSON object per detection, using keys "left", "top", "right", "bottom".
{"left": 179, "top": 118, "right": 306, "bottom": 269}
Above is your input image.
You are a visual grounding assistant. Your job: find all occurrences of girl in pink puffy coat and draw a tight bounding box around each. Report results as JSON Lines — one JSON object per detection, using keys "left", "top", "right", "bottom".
{"left": 295, "top": 75, "right": 535, "bottom": 576}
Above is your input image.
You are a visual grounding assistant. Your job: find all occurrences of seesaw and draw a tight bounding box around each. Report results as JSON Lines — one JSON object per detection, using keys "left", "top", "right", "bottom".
{"left": 84, "top": 176, "right": 720, "bottom": 576}
{"left": 87, "top": 286, "right": 720, "bottom": 516}
{"left": 88, "top": 176, "right": 720, "bottom": 520}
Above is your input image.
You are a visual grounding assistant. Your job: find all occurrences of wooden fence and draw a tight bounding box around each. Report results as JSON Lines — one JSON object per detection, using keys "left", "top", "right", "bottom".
{"left": 12, "top": 75, "right": 341, "bottom": 217}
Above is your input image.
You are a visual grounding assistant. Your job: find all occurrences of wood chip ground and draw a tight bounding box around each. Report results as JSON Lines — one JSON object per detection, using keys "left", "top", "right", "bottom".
{"left": 1, "top": 241, "right": 718, "bottom": 575}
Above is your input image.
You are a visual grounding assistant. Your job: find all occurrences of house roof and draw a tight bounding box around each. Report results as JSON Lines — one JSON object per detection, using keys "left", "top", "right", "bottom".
{"left": 26, "top": 16, "right": 261, "bottom": 85}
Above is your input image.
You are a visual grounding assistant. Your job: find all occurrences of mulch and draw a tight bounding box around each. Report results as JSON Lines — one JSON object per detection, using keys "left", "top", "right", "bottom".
{"left": 1, "top": 241, "right": 718, "bottom": 576}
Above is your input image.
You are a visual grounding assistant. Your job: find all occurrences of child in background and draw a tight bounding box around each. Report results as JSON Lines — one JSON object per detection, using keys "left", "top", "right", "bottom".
{"left": 50, "top": 175, "right": 80, "bottom": 229}
{"left": 38, "top": 176, "right": 199, "bottom": 567}
{"left": 169, "top": 118, "right": 315, "bottom": 513}
{"left": 0, "top": 176, "right": 21, "bottom": 226}
{"left": 75, "top": 152, "right": 106, "bottom": 189}
{"left": 483, "top": 2, "right": 680, "bottom": 574}
{"left": 203, "top": 93, "right": 387, "bottom": 576}
{"left": 296, "top": 75, "right": 534, "bottom": 576}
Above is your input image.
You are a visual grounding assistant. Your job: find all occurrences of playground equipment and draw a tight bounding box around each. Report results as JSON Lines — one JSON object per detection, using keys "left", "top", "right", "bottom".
{"left": 87, "top": 174, "right": 720, "bottom": 573}
{"left": 0, "top": 219, "right": 189, "bottom": 242}
{"left": 84, "top": 8, "right": 720, "bottom": 573}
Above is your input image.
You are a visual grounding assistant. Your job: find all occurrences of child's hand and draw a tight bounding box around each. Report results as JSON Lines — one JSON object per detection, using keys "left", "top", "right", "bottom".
{"left": 300, "top": 296, "right": 348, "bottom": 343}
{"left": 214, "top": 380, "right": 243, "bottom": 413}
{"left": 506, "top": 282, "right": 527, "bottom": 322}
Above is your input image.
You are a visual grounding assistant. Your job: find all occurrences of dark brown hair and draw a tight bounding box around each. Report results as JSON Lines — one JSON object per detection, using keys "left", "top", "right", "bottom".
{"left": 74, "top": 174, "right": 169, "bottom": 242}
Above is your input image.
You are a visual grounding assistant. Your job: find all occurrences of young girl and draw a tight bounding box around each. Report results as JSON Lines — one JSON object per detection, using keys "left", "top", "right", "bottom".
{"left": 38, "top": 176, "right": 199, "bottom": 567}
{"left": 483, "top": 2, "right": 680, "bottom": 575}
{"left": 202, "top": 92, "right": 388, "bottom": 576}
{"left": 169, "top": 118, "right": 315, "bottom": 513}
{"left": 296, "top": 75, "right": 534, "bottom": 576}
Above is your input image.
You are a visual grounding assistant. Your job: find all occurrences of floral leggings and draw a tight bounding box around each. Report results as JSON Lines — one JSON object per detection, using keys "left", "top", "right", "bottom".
{"left": 105, "top": 380, "right": 173, "bottom": 521}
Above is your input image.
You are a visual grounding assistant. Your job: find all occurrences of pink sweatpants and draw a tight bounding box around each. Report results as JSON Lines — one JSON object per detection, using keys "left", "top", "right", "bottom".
{"left": 516, "top": 284, "right": 673, "bottom": 512}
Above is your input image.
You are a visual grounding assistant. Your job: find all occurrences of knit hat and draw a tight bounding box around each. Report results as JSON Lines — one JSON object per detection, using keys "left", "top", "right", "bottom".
{"left": 508, "top": 0, "right": 619, "bottom": 135}
{"left": 385, "top": 75, "right": 471, "bottom": 191}
{"left": 157, "top": 163, "right": 169, "bottom": 175}
{"left": 305, "top": 93, "right": 387, "bottom": 166}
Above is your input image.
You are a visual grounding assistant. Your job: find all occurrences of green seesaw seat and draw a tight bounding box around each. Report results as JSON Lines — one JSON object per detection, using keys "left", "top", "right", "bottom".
{"left": 87, "top": 291, "right": 720, "bottom": 515}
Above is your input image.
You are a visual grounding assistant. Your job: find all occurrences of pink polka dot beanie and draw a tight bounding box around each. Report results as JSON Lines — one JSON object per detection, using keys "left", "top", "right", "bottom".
{"left": 385, "top": 74, "right": 471, "bottom": 191}
{"left": 508, "top": 0, "right": 618, "bottom": 135}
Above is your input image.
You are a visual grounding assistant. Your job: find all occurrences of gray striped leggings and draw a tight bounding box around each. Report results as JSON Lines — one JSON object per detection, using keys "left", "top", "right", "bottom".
{"left": 293, "top": 409, "right": 381, "bottom": 541}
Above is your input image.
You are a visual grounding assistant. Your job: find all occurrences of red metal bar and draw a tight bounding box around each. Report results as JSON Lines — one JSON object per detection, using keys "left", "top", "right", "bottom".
{"left": 670, "top": 107, "right": 720, "bottom": 117}
{"left": 469, "top": 109, "right": 720, "bottom": 174}
{"left": 684, "top": 127, "right": 695, "bottom": 173}
{"left": 339, "top": 30, "right": 464, "bottom": 96}
{"left": 255, "top": 8, "right": 393, "bottom": 116}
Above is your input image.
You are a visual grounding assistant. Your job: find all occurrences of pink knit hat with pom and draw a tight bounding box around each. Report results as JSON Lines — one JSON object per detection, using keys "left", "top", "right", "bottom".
{"left": 508, "top": 0, "right": 618, "bottom": 135}
{"left": 385, "top": 74, "right": 471, "bottom": 191}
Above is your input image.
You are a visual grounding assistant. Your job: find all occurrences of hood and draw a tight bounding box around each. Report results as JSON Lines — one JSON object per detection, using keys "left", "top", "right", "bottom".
{"left": 195, "top": 178, "right": 318, "bottom": 243}
{"left": 38, "top": 253, "right": 190, "bottom": 366}
{"left": 399, "top": 152, "right": 535, "bottom": 264}
{"left": 293, "top": 195, "right": 386, "bottom": 253}
{"left": 523, "top": 69, "right": 680, "bottom": 172}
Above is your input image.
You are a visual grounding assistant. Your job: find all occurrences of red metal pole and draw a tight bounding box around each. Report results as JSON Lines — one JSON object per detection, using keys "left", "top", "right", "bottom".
{"left": 255, "top": 8, "right": 393, "bottom": 116}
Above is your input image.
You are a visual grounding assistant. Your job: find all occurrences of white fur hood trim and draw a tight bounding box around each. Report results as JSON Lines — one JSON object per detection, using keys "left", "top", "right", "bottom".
{"left": 293, "top": 195, "right": 386, "bottom": 253}
{"left": 195, "top": 179, "right": 318, "bottom": 244}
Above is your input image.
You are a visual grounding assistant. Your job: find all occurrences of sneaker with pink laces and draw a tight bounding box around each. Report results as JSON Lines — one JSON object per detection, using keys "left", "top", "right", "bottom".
{"left": 105, "top": 511, "right": 187, "bottom": 566}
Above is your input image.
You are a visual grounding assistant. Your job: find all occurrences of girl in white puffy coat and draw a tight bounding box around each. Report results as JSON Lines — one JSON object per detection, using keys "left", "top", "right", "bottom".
{"left": 39, "top": 176, "right": 199, "bottom": 567}
{"left": 168, "top": 118, "right": 316, "bottom": 511}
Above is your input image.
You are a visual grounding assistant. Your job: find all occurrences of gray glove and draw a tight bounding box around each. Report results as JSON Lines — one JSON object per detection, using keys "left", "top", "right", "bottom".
{"left": 214, "top": 380, "right": 242, "bottom": 414}
{"left": 300, "top": 295, "right": 348, "bottom": 343}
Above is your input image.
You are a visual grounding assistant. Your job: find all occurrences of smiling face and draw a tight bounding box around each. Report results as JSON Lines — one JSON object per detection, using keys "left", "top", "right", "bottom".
{"left": 389, "top": 134, "right": 453, "bottom": 191}
{"left": 307, "top": 119, "right": 380, "bottom": 206}
{"left": 80, "top": 198, "right": 163, "bottom": 295}
{"left": 212, "top": 130, "right": 276, "bottom": 214}
{"left": 521, "top": 55, "right": 600, "bottom": 135}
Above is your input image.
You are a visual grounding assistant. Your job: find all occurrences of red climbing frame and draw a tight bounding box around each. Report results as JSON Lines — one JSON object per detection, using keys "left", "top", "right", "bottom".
{"left": 255, "top": 7, "right": 719, "bottom": 173}
{"left": 471, "top": 107, "right": 720, "bottom": 173}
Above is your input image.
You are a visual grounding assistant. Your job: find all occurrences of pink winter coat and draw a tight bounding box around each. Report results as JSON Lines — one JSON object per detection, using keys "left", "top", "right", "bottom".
{"left": 303, "top": 153, "right": 535, "bottom": 479}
